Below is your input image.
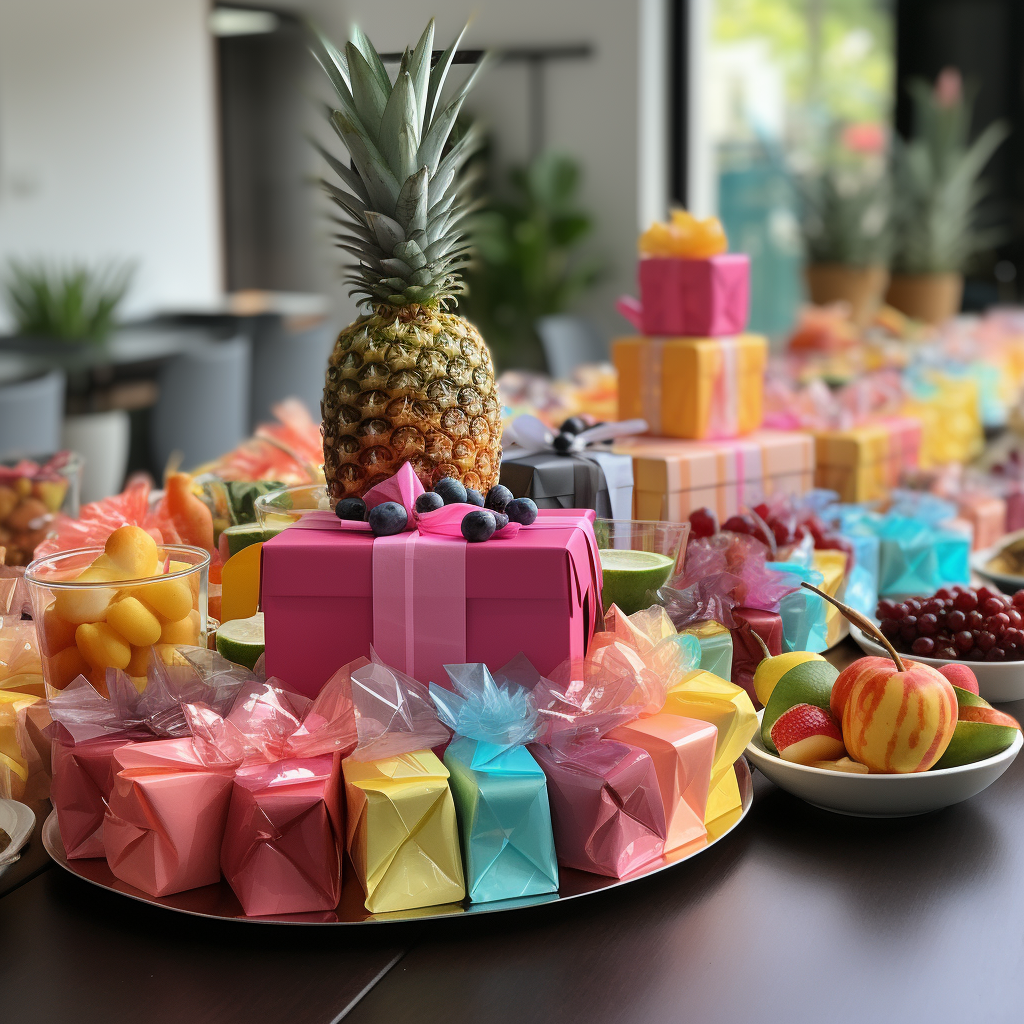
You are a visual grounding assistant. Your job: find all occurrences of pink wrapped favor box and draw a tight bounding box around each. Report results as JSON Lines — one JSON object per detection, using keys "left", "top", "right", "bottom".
{"left": 262, "top": 509, "right": 602, "bottom": 697}
{"left": 530, "top": 737, "right": 667, "bottom": 878}
{"left": 637, "top": 255, "right": 750, "bottom": 337}
{"left": 103, "top": 738, "right": 235, "bottom": 896}
{"left": 221, "top": 754, "right": 344, "bottom": 917}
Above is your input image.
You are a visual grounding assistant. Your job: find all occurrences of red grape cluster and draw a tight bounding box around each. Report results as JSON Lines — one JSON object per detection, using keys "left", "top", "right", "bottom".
{"left": 877, "top": 586, "right": 1024, "bottom": 662}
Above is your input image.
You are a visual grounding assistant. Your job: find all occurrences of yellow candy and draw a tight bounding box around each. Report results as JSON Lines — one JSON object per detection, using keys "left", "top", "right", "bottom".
{"left": 126, "top": 645, "right": 151, "bottom": 677}
{"left": 39, "top": 602, "right": 78, "bottom": 656}
{"left": 54, "top": 583, "right": 113, "bottom": 626}
{"left": 106, "top": 596, "right": 162, "bottom": 647}
{"left": 76, "top": 622, "right": 131, "bottom": 671}
{"left": 104, "top": 524, "right": 159, "bottom": 579}
{"left": 159, "top": 609, "right": 201, "bottom": 646}
{"left": 154, "top": 643, "right": 182, "bottom": 666}
{"left": 46, "top": 646, "right": 90, "bottom": 690}
{"left": 129, "top": 675, "right": 148, "bottom": 694}
{"left": 139, "top": 578, "right": 193, "bottom": 623}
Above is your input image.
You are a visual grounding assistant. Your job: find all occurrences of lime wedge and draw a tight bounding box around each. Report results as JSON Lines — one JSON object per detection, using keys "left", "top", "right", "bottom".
{"left": 222, "top": 523, "right": 285, "bottom": 558}
{"left": 599, "top": 549, "right": 675, "bottom": 615}
{"left": 216, "top": 612, "right": 265, "bottom": 670}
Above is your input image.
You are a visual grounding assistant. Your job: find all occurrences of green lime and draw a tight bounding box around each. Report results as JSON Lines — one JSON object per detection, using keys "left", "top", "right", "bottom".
{"left": 599, "top": 549, "right": 675, "bottom": 616}
{"left": 222, "top": 523, "right": 285, "bottom": 557}
{"left": 216, "top": 612, "right": 265, "bottom": 670}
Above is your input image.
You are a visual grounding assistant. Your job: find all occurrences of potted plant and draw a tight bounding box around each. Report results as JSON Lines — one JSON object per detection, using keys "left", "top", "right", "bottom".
{"left": 2, "top": 259, "right": 135, "bottom": 501}
{"left": 887, "top": 69, "right": 1008, "bottom": 324}
{"left": 801, "top": 165, "right": 891, "bottom": 326}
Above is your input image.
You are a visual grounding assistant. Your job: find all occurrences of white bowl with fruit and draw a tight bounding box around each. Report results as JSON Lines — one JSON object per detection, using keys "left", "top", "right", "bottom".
{"left": 851, "top": 585, "right": 1024, "bottom": 704}
{"left": 744, "top": 585, "right": 1022, "bottom": 816}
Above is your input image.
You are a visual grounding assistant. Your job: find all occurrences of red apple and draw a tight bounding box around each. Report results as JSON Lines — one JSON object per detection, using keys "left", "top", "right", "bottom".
{"left": 938, "top": 663, "right": 979, "bottom": 695}
{"left": 830, "top": 655, "right": 892, "bottom": 722}
{"left": 771, "top": 703, "right": 846, "bottom": 764}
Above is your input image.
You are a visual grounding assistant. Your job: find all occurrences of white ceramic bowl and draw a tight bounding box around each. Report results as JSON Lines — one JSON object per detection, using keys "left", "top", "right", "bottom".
{"left": 849, "top": 622, "right": 1024, "bottom": 704}
{"left": 0, "top": 799, "right": 35, "bottom": 880}
{"left": 746, "top": 710, "right": 1022, "bottom": 817}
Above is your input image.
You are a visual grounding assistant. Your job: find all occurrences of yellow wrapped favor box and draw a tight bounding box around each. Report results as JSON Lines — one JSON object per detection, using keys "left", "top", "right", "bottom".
{"left": 813, "top": 549, "right": 849, "bottom": 648}
{"left": 343, "top": 749, "right": 466, "bottom": 914}
{"left": 613, "top": 334, "right": 768, "bottom": 439}
{"left": 662, "top": 669, "right": 757, "bottom": 825}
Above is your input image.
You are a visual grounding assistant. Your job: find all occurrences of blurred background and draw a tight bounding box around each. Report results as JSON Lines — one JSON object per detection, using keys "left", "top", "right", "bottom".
{"left": 2, "top": 0, "right": 1022, "bottom": 499}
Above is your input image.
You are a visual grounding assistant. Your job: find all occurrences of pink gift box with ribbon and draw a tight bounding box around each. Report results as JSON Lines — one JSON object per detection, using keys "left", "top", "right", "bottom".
{"left": 622, "top": 255, "right": 750, "bottom": 336}
{"left": 261, "top": 465, "right": 602, "bottom": 697}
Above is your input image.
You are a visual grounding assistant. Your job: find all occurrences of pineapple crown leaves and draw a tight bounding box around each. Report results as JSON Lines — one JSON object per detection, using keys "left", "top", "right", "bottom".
{"left": 309, "top": 19, "right": 488, "bottom": 309}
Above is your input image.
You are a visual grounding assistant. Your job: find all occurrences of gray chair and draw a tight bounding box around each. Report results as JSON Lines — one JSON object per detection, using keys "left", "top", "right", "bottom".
{"left": 536, "top": 315, "right": 608, "bottom": 379}
{"left": 151, "top": 335, "right": 251, "bottom": 472}
{"left": 250, "top": 314, "right": 335, "bottom": 428}
{"left": 0, "top": 368, "right": 65, "bottom": 459}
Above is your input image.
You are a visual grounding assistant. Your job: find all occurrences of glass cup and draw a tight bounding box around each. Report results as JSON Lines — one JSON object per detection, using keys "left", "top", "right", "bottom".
{"left": 254, "top": 483, "right": 331, "bottom": 528}
{"left": 594, "top": 519, "right": 690, "bottom": 616}
{"left": 0, "top": 451, "right": 84, "bottom": 566}
{"left": 24, "top": 544, "right": 210, "bottom": 696}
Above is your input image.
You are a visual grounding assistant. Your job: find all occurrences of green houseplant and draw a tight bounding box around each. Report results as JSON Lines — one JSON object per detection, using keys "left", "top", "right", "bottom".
{"left": 462, "top": 151, "right": 603, "bottom": 371}
{"left": 801, "top": 165, "right": 891, "bottom": 325}
{"left": 3, "top": 259, "right": 134, "bottom": 345}
{"left": 887, "top": 69, "right": 1008, "bottom": 323}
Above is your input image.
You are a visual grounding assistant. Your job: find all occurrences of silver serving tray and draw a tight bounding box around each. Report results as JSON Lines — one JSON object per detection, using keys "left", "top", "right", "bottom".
{"left": 43, "top": 759, "right": 752, "bottom": 926}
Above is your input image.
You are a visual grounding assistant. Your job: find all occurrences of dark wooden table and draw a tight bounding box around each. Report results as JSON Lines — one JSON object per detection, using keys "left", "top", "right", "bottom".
{"left": 5, "top": 639, "right": 1024, "bottom": 1023}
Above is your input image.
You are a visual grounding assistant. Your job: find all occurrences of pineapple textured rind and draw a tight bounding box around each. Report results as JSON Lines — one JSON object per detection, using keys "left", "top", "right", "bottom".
{"left": 322, "top": 306, "right": 502, "bottom": 499}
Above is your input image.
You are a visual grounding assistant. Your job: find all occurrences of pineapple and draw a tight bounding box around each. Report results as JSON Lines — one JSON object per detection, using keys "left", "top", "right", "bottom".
{"left": 312, "top": 20, "right": 502, "bottom": 500}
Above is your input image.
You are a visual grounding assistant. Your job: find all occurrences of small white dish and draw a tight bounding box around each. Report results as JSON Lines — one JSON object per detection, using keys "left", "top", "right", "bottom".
{"left": 0, "top": 799, "right": 35, "bottom": 879}
{"left": 746, "top": 710, "right": 1022, "bottom": 817}
{"left": 849, "top": 622, "right": 1024, "bottom": 704}
{"left": 971, "top": 543, "right": 1024, "bottom": 595}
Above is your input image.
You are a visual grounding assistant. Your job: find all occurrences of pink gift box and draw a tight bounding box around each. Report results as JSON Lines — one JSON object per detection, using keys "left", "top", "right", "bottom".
{"left": 221, "top": 753, "right": 344, "bottom": 917}
{"left": 956, "top": 493, "right": 1007, "bottom": 551}
{"left": 530, "top": 737, "right": 667, "bottom": 878}
{"left": 606, "top": 713, "right": 717, "bottom": 851}
{"left": 635, "top": 255, "right": 750, "bottom": 337}
{"left": 262, "top": 508, "right": 602, "bottom": 698}
{"left": 103, "top": 737, "right": 235, "bottom": 896}
{"left": 50, "top": 729, "right": 142, "bottom": 860}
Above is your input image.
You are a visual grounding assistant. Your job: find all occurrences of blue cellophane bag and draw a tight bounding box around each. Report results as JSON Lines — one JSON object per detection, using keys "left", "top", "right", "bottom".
{"left": 430, "top": 661, "right": 558, "bottom": 904}
{"left": 769, "top": 562, "right": 828, "bottom": 653}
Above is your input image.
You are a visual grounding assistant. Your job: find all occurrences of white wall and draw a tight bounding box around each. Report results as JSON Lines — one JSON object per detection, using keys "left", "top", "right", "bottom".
{"left": 0, "top": 0, "right": 222, "bottom": 327}
{"left": 305, "top": 0, "right": 670, "bottom": 345}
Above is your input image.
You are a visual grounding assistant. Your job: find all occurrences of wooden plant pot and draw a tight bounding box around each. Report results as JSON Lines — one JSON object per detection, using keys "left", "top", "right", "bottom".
{"left": 804, "top": 264, "right": 889, "bottom": 327}
{"left": 884, "top": 272, "right": 964, "bottom": 325}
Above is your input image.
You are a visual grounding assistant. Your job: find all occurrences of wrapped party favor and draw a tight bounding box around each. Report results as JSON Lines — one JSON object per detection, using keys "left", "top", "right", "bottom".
{"left": 49, "top": 650, "right": 253, "bottom": 861}
{"left": 729, "top": 607, "right": 783, "bottom": 710}
{"left": 342, "top": 650, "right": 464, "bottom": 913}
{"left": 103, "top": 737, "right": 235, "bottom": 895}
{"left": 613, "top": 335, "right": 767, "bottom": 439}
{"left": 499, "top": 415, "right": 647, "bottom": 520}
{"left": 430, "top": 660, "right": 558, "bottom": 904}
{"left": 185, "top": 670, "right": 358, "bottom": 916}
{"left": 530, "top": 637, "right": 667, "bottom": 877}
{"left": 771, "top": 562, "right": 828, "bottom": 653}
{"left": 682, "top": 620, "right": 733, "bottom": 680}
{"left": 262, "top": 463, "right": 602, "bottom": 696}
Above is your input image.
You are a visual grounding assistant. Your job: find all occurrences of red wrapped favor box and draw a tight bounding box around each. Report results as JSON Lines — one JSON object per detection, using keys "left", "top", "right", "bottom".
{"left": 262, "top": 509, "right": 602, "bottom": 697}
{"left": 530, "top": 738, "right": 667, "bottom": 878}
{"left": 221, "top": 754, "right": 344, "bottom": 917}
{"left": 730, "top": 607, "right": 784, "bottom": 708}
{"left": 637, "top": 255, "right": 750, "bottom": 336}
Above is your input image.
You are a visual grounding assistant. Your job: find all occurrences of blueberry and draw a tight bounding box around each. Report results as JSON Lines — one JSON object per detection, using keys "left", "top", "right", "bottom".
{"left": 415, "top": 492, "right": 444, "bottom": 514}
{"left": 465, "top": 488, "right": 485, "bottom": 507}
{"left": 368, "top": 501, "right": 408, "bottom": 536}
{"left": 484, "top": 484, "right": 514, "bottom": 512}
{"left": 505, "top": 497, "right": 538, "bottom": 526}
{"left": 461, "top": 509, "right": 496, "bottom": 542}
{"left": 434, "top": 477, "right": 467, "bottom": 504}
{"left": 491, "top": 511, "right": 509, "bottom": 531}
{"left": 561, "top": 416, "right": 588, "bottom": 435}
{"left": 335, "top": 497, "right": 367, "bottom": 521}
{"left": 552, "top": 432, "right": 575, "bottom": 454}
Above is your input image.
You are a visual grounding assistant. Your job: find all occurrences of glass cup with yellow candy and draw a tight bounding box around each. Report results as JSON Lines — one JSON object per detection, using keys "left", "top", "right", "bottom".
{"left": 25, "top": 525, "right": 209, "bottom": 697}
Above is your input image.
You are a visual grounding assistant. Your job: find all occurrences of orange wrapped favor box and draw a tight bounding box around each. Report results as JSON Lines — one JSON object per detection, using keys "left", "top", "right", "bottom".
{"left": 613, "top": 335, "right": 767, "bottom": 440}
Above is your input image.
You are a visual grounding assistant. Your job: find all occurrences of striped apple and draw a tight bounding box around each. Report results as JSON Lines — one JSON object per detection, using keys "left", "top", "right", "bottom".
{"left": 842, "top": 661, "right": 958, "bottom": 773}
{"left": 830, "top": 656, "right": 893, "bottom": 722}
